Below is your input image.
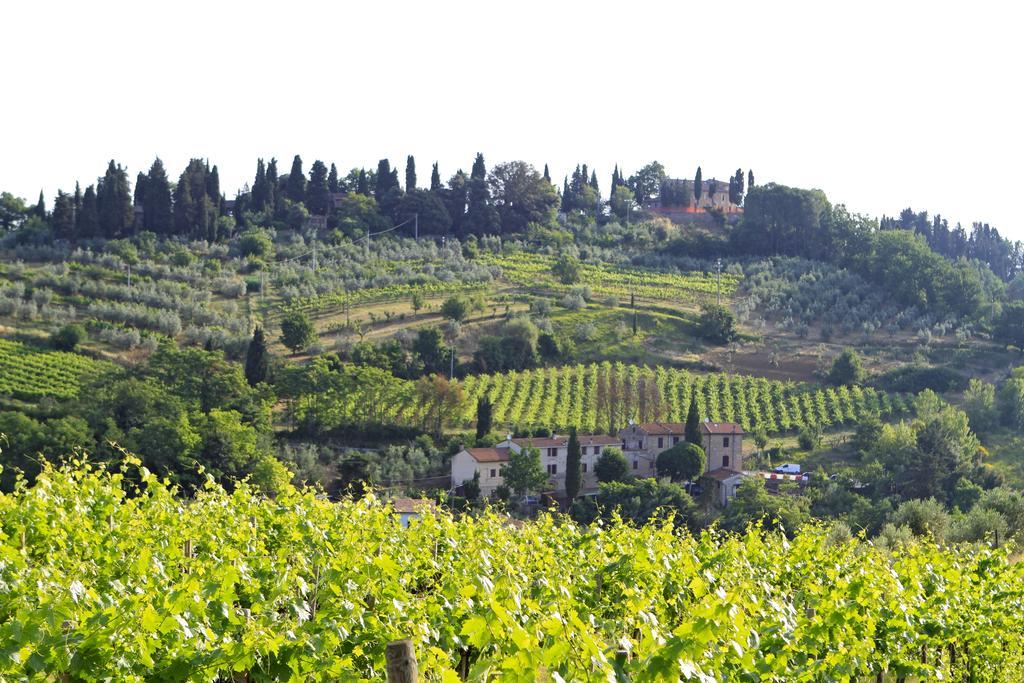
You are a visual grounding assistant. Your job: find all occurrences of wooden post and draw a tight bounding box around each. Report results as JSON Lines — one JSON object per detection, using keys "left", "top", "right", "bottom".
{"left": 386, "top": 639, "right": 418, "bottom": 683}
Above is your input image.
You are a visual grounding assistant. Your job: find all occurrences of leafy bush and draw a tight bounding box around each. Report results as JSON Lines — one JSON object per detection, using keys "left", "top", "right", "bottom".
{"left": 51, "top": 323, "right": 87, "bottom": 351}
{"left": 874, "top": 365, "right": 968, "bottom": 394}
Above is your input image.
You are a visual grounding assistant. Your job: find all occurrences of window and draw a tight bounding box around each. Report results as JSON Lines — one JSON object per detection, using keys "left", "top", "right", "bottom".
{"left": 594, "top": 447, "right": 601, "bottom": 455}
{"left": 649, "top": 460, "right": 654, "bottom": 469}
{"left": 548, "top": 447, "right": 557, "bottom": 458}
{"left": 489, "top": 469, "right": 497, "bottom": 478}
{"left": 673, "top": 437, "right": 680, "bottom": 444}
{"left": 582, "top": 463, "right": 588, "bottom": 473}
{"left": 547, "top": 464, "right": 557, "bottom": 475}
{"left": 639, "top": 440, "right": 644, "bottom": 450}
{"left": 657, "top": 437, "right": 664, "bottom": 448}
{"left": 723, "top": 437, "right": 730, "bottom": 448}
{"left": 632, "top": 460, "right": 639, "bottom": 470}
{"left": 581, "top": 446, "right": 587, "bottom": 455}
{"left": 723, "top": 455, "right": 730, "bottom": 468}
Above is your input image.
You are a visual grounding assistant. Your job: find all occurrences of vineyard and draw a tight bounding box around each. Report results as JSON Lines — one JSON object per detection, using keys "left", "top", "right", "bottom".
{"left": 0, "top": 339, "right": 114, "bottom": 400}
{"left": 1, "top": 462, "right": 1021, "bottom": 681}
{"left": 457, "top": 362, "right": 908, "bottom": 434}
{"left": 482, "top": 253, "right": 742, "bottom": 304}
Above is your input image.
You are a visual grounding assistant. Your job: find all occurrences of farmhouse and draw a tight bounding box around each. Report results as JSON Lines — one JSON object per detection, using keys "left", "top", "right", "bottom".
{"left": 451, "top": 433, "right": 620, "bottom": 497}
{"left": 619, "top": 420, "right": 746, "bottom": 505}
{"left": 390, "top": 497, "right": 436, "bottom": 528}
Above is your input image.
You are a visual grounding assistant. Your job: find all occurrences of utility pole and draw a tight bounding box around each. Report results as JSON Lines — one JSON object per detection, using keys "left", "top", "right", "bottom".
{"left": 312, "top": 243, "right": 318, "bottom": 270}
{"left": 716, "top": 258, "right": 722, "bottom": 306}
{"left": 450, "top": 345, "right": 455, "bottom": 378}
{"left": 126, "top": 264, "right": 132, "bottom": 288}
{"left": 414, "top": 212, "right": 419, "bottom": 240}
{"left": 260, "top": 271, "right": 265, "bottom": 302}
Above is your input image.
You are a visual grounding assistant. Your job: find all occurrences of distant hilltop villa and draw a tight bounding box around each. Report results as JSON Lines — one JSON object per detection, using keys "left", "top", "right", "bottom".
{"left": 649, "top": 177, "right": 744, "bottom": 219}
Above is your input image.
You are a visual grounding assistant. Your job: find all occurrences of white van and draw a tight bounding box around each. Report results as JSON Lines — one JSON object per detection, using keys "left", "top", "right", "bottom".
{"left": 774, "top": 463, "right": 802, "bottom": 475}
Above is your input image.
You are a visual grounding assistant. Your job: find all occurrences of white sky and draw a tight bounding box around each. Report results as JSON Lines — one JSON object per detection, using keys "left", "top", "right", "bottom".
{"left": 2, "top": 0, "right": 1022, "bottom": 238}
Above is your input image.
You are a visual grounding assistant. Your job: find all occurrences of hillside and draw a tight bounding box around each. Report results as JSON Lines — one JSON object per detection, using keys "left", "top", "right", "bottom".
{"left": 3, "top": 154, "right": 1024, "bottom": 679}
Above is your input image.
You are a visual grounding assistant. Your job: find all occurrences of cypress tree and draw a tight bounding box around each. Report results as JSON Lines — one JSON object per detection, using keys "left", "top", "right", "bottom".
{"left": 405, "top": 155, "right": 416, "bottom": 192}
{"left": 357, "top": 168, "right": 369, "bottom": 195}
{"left": 286, "top": 155, "right": 305, "bottom": 203}
{"left": 78, "top": 185, "right": 100, "bottom": 238}
{"left": 244, "top": 326, "right": 269, "bottom": 386}
{"left": 684, "top": 395, "right": 702, "bottom": 445}
{"left": 266, "top": 158, "right": 279, "bottom": 213}
{"left": 374, "top": 159, "right": 392, "bottom": 202}
{"left": 475, "top": 396, "right": 493, "bottom": 441}
{"left": 565, "top": 427, "right": 582, "bottom": 500}
{"left": 543, "top": 164, "right": 550, "bottom": 182}
{"left": 208, "top": 165, "right": 221, "bottom": 213}
{"left": 34, "top": 190, "right": 46, "bottom": 218}
{"left": 590, "top": 170, "right": 599, "bottom": 195}
{"left": 328, "top": 163, "right": 339, "bottom": 193}
{"left": 735, "top": 168, "right": 745, "bottom": 197}
{"left": 464, "top": 153, "right": 494, "bottom": 234}
{"left": 73, "top": 182, "right": 82, "bottom": 228}
{"left": 694, "top": 167, "right": 703, "bottom": 206}
{"left": 748, "top": 169, "right": 754, "bottom": 189}
{"left": 97, "top": 160, "right": 132, "bottom": 238}
{"left": 143, "top": 158, "right": 173, "bottom": 235}
{"left": 252, "top": 159, "right": 267, "bottom": 211}
{"left": 306, "top": 160, "right": 330, "bottom": 215}
{"left": 133, "top": 172, "right": 148, "bottom": 210}
{"left": 430, "top": 162, "right": 441, "bottom": 192}
{"left": 52, "top": 190, "right": 75, "bottom": 239}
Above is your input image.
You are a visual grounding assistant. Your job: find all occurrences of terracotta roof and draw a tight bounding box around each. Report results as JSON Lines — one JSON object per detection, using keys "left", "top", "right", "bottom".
{"left": 463, "top": 447, "right": 511, "bottom": 463}
{"left": 391, "top": 498, "right": 436, "bottom": 514}
{"left": 703, "top": 468, "right": 744, "bottom": 482}
{"left": 631, "top": 422, "right": 686, "bottom": 435}
{"left": 511, "top": 435, "right": 619, "bottom": 448}
{"left": 699, "top": 421, "right": 745, "bottom": 435}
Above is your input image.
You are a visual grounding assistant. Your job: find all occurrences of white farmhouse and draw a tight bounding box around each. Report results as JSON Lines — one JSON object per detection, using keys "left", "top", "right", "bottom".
{"left": 451, "top": 433, "right": 620, "bottom": 497}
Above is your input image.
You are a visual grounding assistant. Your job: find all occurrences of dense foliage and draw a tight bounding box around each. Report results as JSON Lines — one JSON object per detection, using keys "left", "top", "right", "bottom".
{"left": 2, "top": 462, "right": 1023, "bottom": 680}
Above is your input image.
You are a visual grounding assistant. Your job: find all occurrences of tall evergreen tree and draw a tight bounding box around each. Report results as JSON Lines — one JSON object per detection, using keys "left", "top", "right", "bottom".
{"left": 306, "top": 160, "right": 330, "bottom": 215}
{"left": 327, "top": 163, "right": 340, "bottom": 193}
{"left": 265, "top": 158, "right": 279, "bottom": 213}
{"left": 73, "top": 182, "right": 82, "bottom": 228}
{"left": 374, "top": 159, "right": 393, "bottom": 202}
{"left": 78, "top": 185, "right": 100, "bottom": 238}
{"left": 475, "top": 396, "right": 493, "bottom": 441}
{"left": 133, "top": 172, "right": 148, "bottom": 210}
{"left": 694, "top": 167, "right": 703, "bottom": 206}
{"left": 565, "top": 427, "right": 582, "bottom": 500}
{"left": 748, "top": 169, "right": 754, "bottom": 189}
{"left": 97, "top": 160, "right": 133, "bottom": 237}
{"left": 244, "top": 326, "right": 269, "bottom": 387}
{"left": 430, "top": 162, "right": 442, "bottom": 192}
{"left": 286, "top": 155, "right": 305, "bottom": 203}
{"left": 252, "top": 159, "right": 268, "bottom": 211}
{"left": 444, "top": 170, "right": 469, "bottom": 235}
{"left": 34, "top": 190, "right": 46, "bottom": 219}
{"left": 208, "top": 165, "right": 221, "bottom": 214}
{"left": 51, "top": 190, "right": 75, "bottom": 239}
{"left": 543, "top": 164, "right": 550, "bottom": 182}
{"left": 143, "top": 158, "right": 173, "bottom": 235}
{"left": 735, "top": 167, "right": 745, "bottom": 198}
{"left": 357, "top": 168, "right": 369, "bottom": 195}
{"left": 174, "top": 159, "right": 218, "bottom": 240}
{"left": 405, "top": 155, "right": 416, "bottom": 193}
{"left": 684, "top": 395, "right": 702, "bottom": 445}
{"left": 464, "top": 153, "right": 495, "bottom": 234}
